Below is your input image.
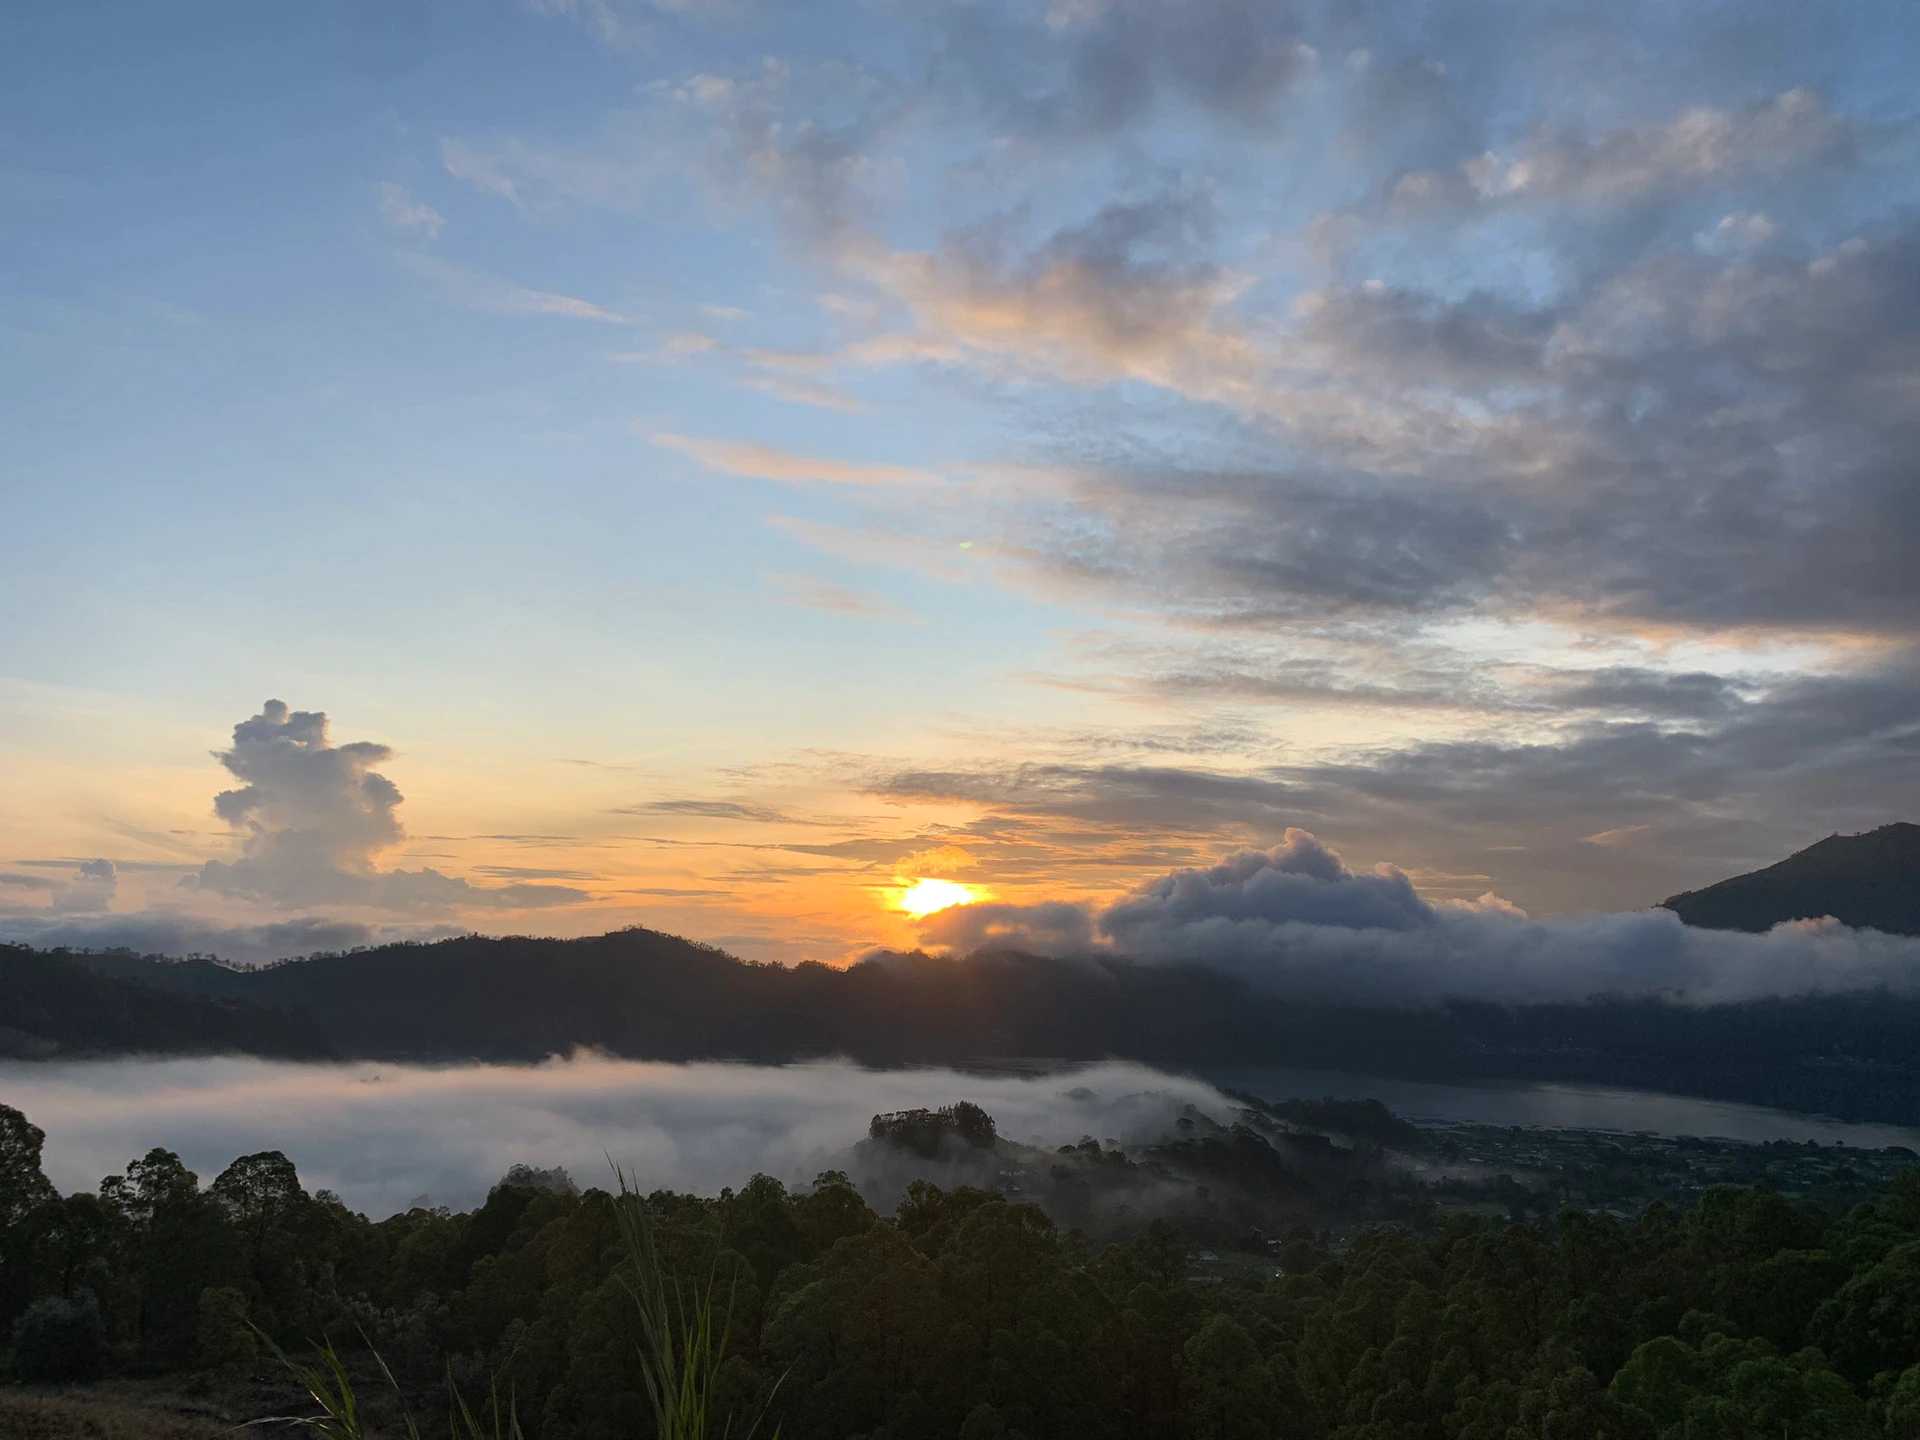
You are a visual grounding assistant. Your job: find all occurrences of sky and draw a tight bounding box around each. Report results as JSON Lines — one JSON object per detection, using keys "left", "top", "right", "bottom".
{"left": 3, "top": 0, "right": 1919, "bottom": 974}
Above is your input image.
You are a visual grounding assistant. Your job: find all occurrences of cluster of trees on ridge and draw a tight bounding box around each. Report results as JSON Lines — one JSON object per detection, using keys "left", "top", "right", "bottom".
{"left": 6, "top": 1101, "right": 1920, "bottom": 1438}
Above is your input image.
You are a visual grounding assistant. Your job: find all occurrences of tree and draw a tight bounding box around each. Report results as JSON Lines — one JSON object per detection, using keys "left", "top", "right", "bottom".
{"left": 211, "top": 1150, "right": 306, "bottom": 1235}
{"left": 1183, "top": 1314, "right": 1277, "bottom": 1440}
{"left": 764, "top": 1226, "right": 944, "bottom": 1437}
{"left": 11, "top": 1288, "right": 107, "bottom": 1381}
{"left": 0, "top": 1104, "right": 59, "bottom": 1331}
{"left": 0, "top": 1104, "right": 56, "bottom": 1232}
{"left": 100, "top": 1149, "right": 225, "bottom": 1364}
{"left": 195, "top": 1285, "right": 257, "bottom": 1370}
{"left": 1810, "top": 1239, "right": 1920, "bottom": 1384}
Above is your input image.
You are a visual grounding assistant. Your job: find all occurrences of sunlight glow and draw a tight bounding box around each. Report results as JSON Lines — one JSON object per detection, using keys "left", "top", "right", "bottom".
{"left": 894, "top": 877, "right": 980, "bottom": 918}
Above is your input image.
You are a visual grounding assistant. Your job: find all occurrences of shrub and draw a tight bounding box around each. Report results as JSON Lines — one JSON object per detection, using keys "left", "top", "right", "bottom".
{"left": 195, "top": 1285, "right": 256, "bottom": 1370}
{"left": 11, "top": 1289, "right": 107, "bottom": 1382}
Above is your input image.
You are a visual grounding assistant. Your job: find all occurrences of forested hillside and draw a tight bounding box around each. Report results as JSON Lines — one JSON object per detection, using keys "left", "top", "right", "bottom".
{"left": 0, "top": 946, "right": 331, "bottom": 1061}
{"left": 1662, "top": 824, "right": 1920, "bottom": 936}
{"left": 4, "top": 1101, "right": 1920, "bottom": 1438}
{"left": 11, "top": 933, "right": 1920, "bottom": 1124}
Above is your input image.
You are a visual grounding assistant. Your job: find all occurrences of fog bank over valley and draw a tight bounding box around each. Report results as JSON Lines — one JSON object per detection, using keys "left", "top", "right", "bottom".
{"left": 2, "top": 1053, "right": 1238, "bottom": 1218}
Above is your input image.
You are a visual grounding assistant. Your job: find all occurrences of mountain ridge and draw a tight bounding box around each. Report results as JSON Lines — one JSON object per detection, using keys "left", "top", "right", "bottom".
{"left": 1660, "top": 822, "right": 1920, "bottom": 936}
{"left": 9, "top": 926, "right": 1920, "bottom": 1124}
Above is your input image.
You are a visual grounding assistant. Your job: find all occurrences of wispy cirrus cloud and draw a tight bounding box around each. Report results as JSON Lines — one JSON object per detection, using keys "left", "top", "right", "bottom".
{"left": 400, "top": 253, "right": 631, "bottom": 323}
{"left": 769, "top": 573, "right": 916, "bottom": 621}
{"left": 649, "top": 431, "right": 942, "bottom": 488}
{"left": 1381, "top": 88, "right": 1851, "bottom": 216}
{"left": 376, "top": 181, "right": 445, "bottom": 239}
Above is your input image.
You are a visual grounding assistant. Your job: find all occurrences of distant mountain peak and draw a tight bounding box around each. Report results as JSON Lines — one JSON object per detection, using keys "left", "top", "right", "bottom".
{"left": 1660, "top": 823, "right": 1920, "bottom": 935}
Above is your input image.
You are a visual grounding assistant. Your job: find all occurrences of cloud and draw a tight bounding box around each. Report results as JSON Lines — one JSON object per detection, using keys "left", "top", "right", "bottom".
{"left": 933, "top": 216, "right": 1920, "bottom": 640}
{"left": 1696, "top": 210, "right": 1778, "bottom": 256}
{"left": 527, "top": 0, "right": 762, "bottom": 52}
{"left": 934, "top": 0, "right": 1317, "bottom": 137}
{"left": 6, "top": 1053, "right": 1235, "bottom": 1217}
{"left": 740, "top": 372, "right": 865, "bottom": 413}
{"left": 658, "top": 330, "right": 718, "bottom": 356}
{"left": 917, "top": 829, "right": 1920, "bottom": 1007}
{"left": 375, "top": 181, "right": 445, "bottom": 239}
{"left": 872, "top": 646, "right": 1920, "bottom": 916}
{"left": 1104, "top": 829, "right": 1432, "bottom": 935}
{"left": 188, "top": 701, "right": 588, "bottom": 913}
{"left": 849, "top": 191, "right": 1258, "bottom": 397}
{"left": 400, "top": 253, "right": 631, "bottom": 323}
{"left": 0, "top": 859, "right": 117, "bottom": 915}
{"left": 769, "top": 574, "right": 914, "bottom": 621}
{"left": 650, "top": 432, "right": 941, "bottom": 488}
{"left": 917, "top": 899, "right": 1094, "bottom": 956}
{"left": 619, "top": 799, "right": 797, "bottom": 823}
{"left": 665, "top": 55, "right": 902, "bottom": 245}
{"left": 1386, "top": 89, "right": 1849, "bottom": 215}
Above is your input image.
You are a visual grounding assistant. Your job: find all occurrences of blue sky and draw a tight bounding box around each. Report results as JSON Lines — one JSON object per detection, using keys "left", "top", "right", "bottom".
{"left": 5, "top": 0, "right": 1920, "bottom": 974}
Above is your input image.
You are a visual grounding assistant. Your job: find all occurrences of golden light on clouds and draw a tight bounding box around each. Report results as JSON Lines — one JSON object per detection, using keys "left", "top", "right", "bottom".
{"left": 894, "top": 877, "right": 982, "bottom": 918}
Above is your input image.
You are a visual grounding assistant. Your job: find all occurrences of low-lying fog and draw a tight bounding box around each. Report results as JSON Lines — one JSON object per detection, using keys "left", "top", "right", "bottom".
{"left": 2, "top": 1053, "right": 1239, "bottom": 1218}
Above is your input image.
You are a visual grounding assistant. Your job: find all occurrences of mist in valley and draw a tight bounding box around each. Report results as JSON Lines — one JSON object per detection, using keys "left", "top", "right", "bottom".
{"left": 1, "top": 1052, "right": 1241, "bottom": 1218}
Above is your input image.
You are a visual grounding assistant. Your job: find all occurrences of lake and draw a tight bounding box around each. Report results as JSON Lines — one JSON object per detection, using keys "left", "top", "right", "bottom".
{"left": 1207, "top": 1064, "right": 1920, "bottom": 1151}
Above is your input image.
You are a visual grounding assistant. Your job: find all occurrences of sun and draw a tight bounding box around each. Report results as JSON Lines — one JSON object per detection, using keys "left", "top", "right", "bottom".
{"left": 894, "top": 877, "right": 980, "bottom": 919}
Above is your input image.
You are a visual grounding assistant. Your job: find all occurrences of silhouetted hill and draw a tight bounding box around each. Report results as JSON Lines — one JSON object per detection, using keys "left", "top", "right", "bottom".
{"left": 1661, "top": 823, "right": 1920, "bottom": 935}
{"left": 12, "top": 929, "right": 1920, "bottom": 1123}
{"left": 0, "top": 944, "right": 332, "bottom": 1059}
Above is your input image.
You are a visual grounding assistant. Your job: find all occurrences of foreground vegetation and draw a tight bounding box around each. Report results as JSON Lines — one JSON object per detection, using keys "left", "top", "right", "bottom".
{"left": 5, "top": 1100, "right": 1920, "bottom": 1438}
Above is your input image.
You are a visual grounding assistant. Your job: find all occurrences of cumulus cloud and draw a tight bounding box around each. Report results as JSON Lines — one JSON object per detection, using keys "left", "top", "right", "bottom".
{"left": 190, "top": 701, "right": 587, "bottom": 912}
{"left": 916, "top": 829, "right": 1920, "bottom": 1007}
{"left": 5, "top": 1053, "right": 1235, "bottom": 1218}
{"left": 1104, "top": 829, "right": 1432, "bottom": 936}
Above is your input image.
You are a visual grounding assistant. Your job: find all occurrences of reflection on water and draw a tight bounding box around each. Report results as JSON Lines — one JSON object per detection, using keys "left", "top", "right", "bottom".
{"left": 1205, "top": 1065, "right": 1920, "bottom": 1152}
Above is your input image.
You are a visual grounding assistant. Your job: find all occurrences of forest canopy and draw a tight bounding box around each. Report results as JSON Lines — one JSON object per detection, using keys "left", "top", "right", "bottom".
{"left": 5, "top": 1099, "right": 1920, "bottom": 1438}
